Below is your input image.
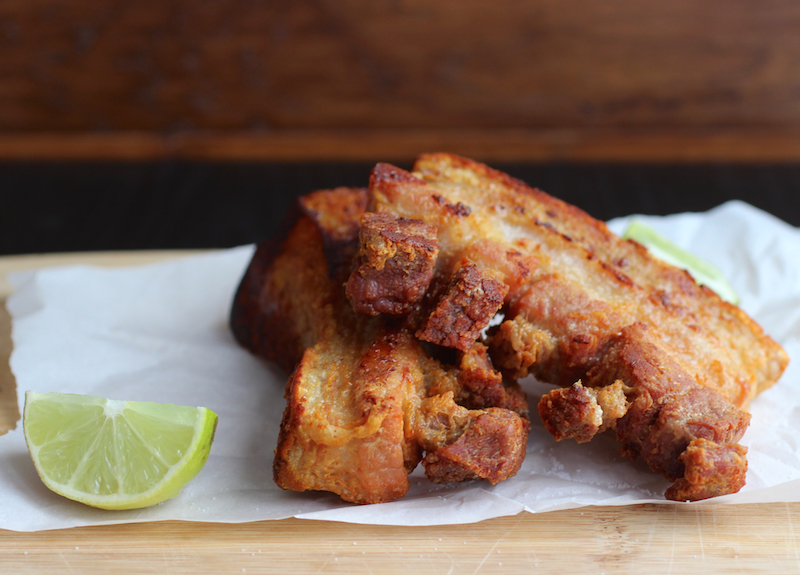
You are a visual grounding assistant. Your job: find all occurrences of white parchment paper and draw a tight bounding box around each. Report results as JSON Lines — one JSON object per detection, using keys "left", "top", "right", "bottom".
{"left": 1, "top": 200, "right": 799, "bottom": 532}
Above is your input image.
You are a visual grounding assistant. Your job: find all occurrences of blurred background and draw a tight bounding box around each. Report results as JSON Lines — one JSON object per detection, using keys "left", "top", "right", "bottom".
{"left": 1, "top": 0, "right": 800, "bottom": 255}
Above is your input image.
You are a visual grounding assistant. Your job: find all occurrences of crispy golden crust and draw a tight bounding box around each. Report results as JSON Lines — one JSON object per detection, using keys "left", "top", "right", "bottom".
{"left": 417, "top": 262, "right": 508, "bottom": 351}
{"left": 373, "top": 156, "right": 787, "bottom": 404}
{"left": 422, "top": 408, "right": 527, "bottom": 485}
{"left": 665, "top": 439, "right": 748, "bottom": 501}
{"left": 274, "top": 328, "right": 423, "bottom": 504}
{"left": 230, "top": 187, "right": 371, "bottom": 372}
{"left": 300, "top": 187, "right": 369, "bottom": 281}
{"left": 346, "top": 212, "right": 439, "bottom": 316}
{"left": 368, "top": 153, "right": 788, "bottom": 501}
{"left": 538, "top": 381, "right": 629, "bottom": 444}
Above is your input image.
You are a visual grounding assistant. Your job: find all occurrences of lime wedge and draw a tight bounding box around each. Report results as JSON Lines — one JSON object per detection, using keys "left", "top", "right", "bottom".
{"left": 23, "top": 391, "right": 217, "bottom": 510}
{"left": 622, "top": 219, "right": 739, "bottom": 305}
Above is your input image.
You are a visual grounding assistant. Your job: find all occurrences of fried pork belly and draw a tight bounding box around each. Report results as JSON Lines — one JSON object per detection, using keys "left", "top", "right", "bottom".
{"left": 366, "top": 153, "right": 788, "bottom": 501}
{"left": 230, "top": 187, "right": 528, "bottom": 504}
{"left": 417, "top": 261, "right": 508, "bottom": 351}
{"left": 230, "top": 187, "right": 370, "bottom": 372}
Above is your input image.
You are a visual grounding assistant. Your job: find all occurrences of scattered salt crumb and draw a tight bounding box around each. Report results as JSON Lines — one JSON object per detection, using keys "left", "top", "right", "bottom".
{"left": 353, "top": 542, "right": 357, "bottom": 545}
{"left": 75, "top": 547, "right": 79, "bottom": 550}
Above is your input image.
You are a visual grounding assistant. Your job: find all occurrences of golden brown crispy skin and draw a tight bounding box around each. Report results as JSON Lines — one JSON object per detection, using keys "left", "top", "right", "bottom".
{"left": 421, "top": 407, "right": 527, "bottom": 484}
{"left": 368, "top": 153, "right": 788, "bottom": 501}
{"left": 229, "top": 187, "right": 371, "bottom": 372}
{"left": 275, "top": 327, "right": 424, "bottom": 504}
{"left": 417, "top": 261, "right": 508, "bottom": 351}
{"left": 346, "top": 212, "right": 439, "bottom": 316}
{"left": 538, "top": 380, "right": 629, "bottom": 444}
{"left": 665, "top": 439, "right": 748, "bottom": 501}
{"left": 231, "top": 187, "right": 528, "bottom": 504}
{"left": 300, "top": 186, "right": 369, "bottom": 281}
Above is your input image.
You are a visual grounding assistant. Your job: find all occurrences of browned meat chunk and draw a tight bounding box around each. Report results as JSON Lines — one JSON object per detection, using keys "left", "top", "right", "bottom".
{"left": 538, "top": 381, "right": 629, "bottom": 443}
{"left": 457, "top": 342, "right": 529, "bottom": 417}
{"left": 422, "top": 407, "right": 527, "bottom": 484}
{"left": 417, "top": 262, "right": 508, "bottom": 351}
{"left": 665, "top": 439, "right": 748, "bottom": 501}
{"left": 346, "top": 212, "right": 439, "bottom": 316}
{"left": 581, "top": 323, "right": 752, "bottom": 487}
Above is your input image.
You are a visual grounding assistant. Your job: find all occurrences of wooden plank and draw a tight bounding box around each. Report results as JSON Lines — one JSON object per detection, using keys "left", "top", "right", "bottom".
{"left": 0, "top": 302, "right": 17, "bottom": 434}
{"left": 2, "top": 1, "right": 800, "bottom": 135}
{"left": 3, "top": 128, "right": 800, "bottom": 163}
{"left": 2, "top": 505, "right": 800, "bottom": 574}
{"left": 2, "top": 251, "right": 800, "bottom": 573}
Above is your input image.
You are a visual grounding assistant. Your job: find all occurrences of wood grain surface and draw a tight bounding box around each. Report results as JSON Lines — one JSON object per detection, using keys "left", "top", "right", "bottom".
{"left": 4, "top": 0, "right": 799, "bottom": 131}
{"left": 1, "top": 252, "right": 799, "bottom": 574}
{"left": 4, "top": 128, "right": 800, "bottom": 163}
{"left": 3, "top": 1, "right": 800, "bottom": 161}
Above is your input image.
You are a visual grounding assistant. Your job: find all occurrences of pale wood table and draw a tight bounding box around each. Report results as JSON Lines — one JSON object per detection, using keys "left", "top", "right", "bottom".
{"left": 1, "top": 251, "right": 798, "bottom": 574}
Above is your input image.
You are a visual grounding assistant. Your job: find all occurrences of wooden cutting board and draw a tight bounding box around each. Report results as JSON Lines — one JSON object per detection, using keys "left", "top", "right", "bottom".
{"left": 1, "top": 251, "right": 798, "bottom": 575}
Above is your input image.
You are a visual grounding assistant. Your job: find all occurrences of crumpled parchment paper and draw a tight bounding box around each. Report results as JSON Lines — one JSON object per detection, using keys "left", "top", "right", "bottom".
{"left": 1, "top": 200, "right": 798, "bottom": 532}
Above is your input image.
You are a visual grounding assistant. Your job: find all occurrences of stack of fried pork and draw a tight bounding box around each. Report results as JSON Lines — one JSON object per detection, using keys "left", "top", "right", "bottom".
{"left": 230, "top": 154, "right": 788, "bottom": 504}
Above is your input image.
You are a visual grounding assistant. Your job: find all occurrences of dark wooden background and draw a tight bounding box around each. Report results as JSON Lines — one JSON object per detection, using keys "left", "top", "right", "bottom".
{"left": 1, "top": 1, "right": 799, "bottom": 254}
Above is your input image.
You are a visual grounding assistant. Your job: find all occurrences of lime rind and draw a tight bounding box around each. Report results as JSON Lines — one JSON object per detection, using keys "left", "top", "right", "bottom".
{"left": 622, "top": 219, "right": 740, "bottom": 305}
{"left": 23, "top": 391, "right": 218, "bottom": 510}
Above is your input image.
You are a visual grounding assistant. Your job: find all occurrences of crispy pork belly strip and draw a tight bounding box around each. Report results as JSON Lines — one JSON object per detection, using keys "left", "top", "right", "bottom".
{"left": 371, "top": 154, "right": 787, "bottom": 407}
{"left": 368, "top": 153, "right": 788, "bottom": 500}
{"left": 275, "top": 328, "right": 424, "bottom": 504}
{"left": 229, "top": 216, "right": 341, "bottom": 373}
